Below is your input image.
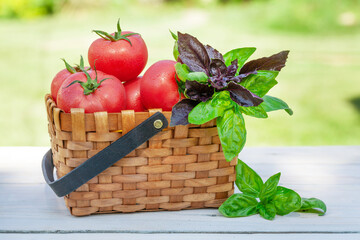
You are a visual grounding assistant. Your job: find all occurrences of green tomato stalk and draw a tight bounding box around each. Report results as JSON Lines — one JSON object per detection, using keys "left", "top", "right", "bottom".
{"left": 93, "top": 19, "right": 139, "bottom": 46}
{"left": 65, "top": 64, "right": 108, "bottom": 95}
{"left": 61, "top": 55, "right": 87, "bottom": 73}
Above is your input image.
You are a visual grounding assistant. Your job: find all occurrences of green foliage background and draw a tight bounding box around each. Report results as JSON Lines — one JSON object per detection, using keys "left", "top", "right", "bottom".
{"left": 0, "top": 0, "right": 63, "bottom": 18}
{"left": 0, "top": 0, "right": 359, "bottom": 146}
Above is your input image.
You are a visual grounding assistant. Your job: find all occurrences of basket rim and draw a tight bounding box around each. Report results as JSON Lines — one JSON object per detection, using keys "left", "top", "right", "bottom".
{"left": 45, "top": 94, "right": 216, "bottom": 132}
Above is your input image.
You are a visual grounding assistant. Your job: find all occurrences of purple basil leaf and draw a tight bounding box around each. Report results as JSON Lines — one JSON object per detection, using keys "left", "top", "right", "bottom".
{"left": 209, "top": 75, "right": 228, "bottom": 90}
{"left": 210, "top": 59, "right": 227, "bottom": 76}
{"left": 170, "top": 99, "right": 200, "bottom": 126}
{"left": 238, "top": 70, "right": 257, "bottom": 79}
{"left": 185, "top": 80, "right": 214, "bottom": 102}
{"left": 205, "top": 44, "right": 224, "bottom": 62}
{"left": 177, "top": 32, "right": 210, "bottom": 74}
{"left": 240, "top": 51, "right": 290, "bottom": 74}
{"left": 226, "top": 59, "right": 238, "bottom": 77}
{"left": 230, "top": 70, "right": 258, "bottom": 83}
{"left": 227, "top": 82, "right": 263, "bottom": 107}
{"left": 229, "top": 75, "right": 243, "bottom": 83}
{"left": 214, "top": 69, "right": 256, "bottom": 85}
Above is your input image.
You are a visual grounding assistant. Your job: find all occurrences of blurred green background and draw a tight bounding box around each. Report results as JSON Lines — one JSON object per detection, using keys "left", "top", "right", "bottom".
{"left": 0, "top": 0, "right": 359, "bottom": 146}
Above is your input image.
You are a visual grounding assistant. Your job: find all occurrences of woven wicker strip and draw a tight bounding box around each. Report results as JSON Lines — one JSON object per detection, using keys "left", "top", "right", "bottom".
{"left": 45, "top": 94, "right": 237, "bottom": 216}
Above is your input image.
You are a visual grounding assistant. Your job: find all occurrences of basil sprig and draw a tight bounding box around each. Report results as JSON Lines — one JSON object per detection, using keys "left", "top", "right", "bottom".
{"left": 170, "top": 32, "right": 293, "bottom": 162}
{"left": 219, "top": 160, "right": 327, "bottom": 220}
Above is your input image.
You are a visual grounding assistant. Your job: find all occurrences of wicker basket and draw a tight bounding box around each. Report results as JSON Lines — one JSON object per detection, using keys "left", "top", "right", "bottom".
{"left": 45, "top": 94, "right": 237, "bottom": 216}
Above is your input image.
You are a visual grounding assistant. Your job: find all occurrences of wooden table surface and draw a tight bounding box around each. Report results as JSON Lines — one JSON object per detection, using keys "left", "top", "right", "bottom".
{"left": 0, "top": 146, "right": 359, "bottom": 240}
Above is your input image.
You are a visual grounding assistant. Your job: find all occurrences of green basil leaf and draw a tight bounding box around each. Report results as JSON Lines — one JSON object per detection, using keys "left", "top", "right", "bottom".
{"left": 175, "top": 75, "right": 186, "bottom": 94}
{"left": 259, "top": 172, "right": 281, "bottom": 202}
{"left": 188, "top": 91, "right": 233, "bottom": 125}
{"left": 188, "top": 100, "right": 217, "bottom": 125}
{"left": 235, "top": 159, "right": 263, "bottom": 198}
{"left": 175, "top": 63, "right": 208, "bottom": 83}
{"left": 219, "top": 193, "right": 258, "bottom": 218}
{"left": 261, "top": 95, "right": 293, "bottom": 115}
{"left": 173, "top": 41, "right": 179, "bottom": 61}
{"left": 187, "top": 72, "right": 209, "bottom": 83}
{"left": 170, "top": 30, "right": 178, "bottom": 40}
{"left": 239, "top": 105, "right": 268, "bottom": 118}
{"left": 240, "top": 70, "right": 279, "bottom": 97}
{"left": 170, "top": 30, "right": 179, "bottom": 61}
{"left": 211, "top": 91, "right": 234, "bottom": 111}
{"left": 298, "top": 198, "right": 327, "bottom": 216}
{"left": 272, "top": 186, "right": 302, "bottom": 216}
{"left": 175, "top": 63, "right": 189, "bottom": 81}
{"left": 217, "top": 106, "right": 246, "bottom": 162}
{"left": 223, "top": 47, "right": 256, "bottom": 70}
{"left": 257, "top": 202, "right": 276, "bottom": 220}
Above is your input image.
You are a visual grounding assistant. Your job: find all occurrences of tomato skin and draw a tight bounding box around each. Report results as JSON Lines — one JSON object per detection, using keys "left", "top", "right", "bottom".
{"left": 57, "top": 70, "right": 126, "bottom": 113}
{"left": 51, "top": 66, "right": 91, "bottom": 103}
{"left": 140, "top": 60, "right": 179, "bottom": 111}
{"left": 124, "top": 76, "right": 145, "bottom": 112}
{"left": 88, "top": 31, "right": 148, "bottom": 82}
{"left": 51, "top": 69, "right": 73, "bottom": 103}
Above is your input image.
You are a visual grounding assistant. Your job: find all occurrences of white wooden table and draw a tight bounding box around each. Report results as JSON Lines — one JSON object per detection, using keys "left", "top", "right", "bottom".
{"left": 0, "top": 146, "right": 359, "bottom": 240}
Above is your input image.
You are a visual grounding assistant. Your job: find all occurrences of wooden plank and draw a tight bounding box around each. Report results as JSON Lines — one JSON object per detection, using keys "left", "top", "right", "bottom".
{"left": 0, "top": 183, "right": 359, "bottom": 233}
{"left": 0, "top": 146, "right": 359, "bottom": 235}
{"left": 0, "top": 234, "right": 359, "bottom": 240}
{"left": 0, "top": 147, "right": 48, "bottom": 183}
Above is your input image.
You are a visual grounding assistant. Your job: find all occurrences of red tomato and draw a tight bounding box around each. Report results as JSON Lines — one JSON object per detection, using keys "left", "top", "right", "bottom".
{"left": 140, "top": 60, "right": 179, "bottom": 111}
{"left": 51, "top": 58, "right": 89, "bottom": 103}
{"left": 51, "top": 68, "right": 73, "bottom": 103}
{"left": 57, "top": 70, "right": 126, "bottom": 113}
{"left": 124, "top": 76, "right": 145, "bottom": 112}
{"left": 88, "top": 22, "right": 148, "bottom": 82}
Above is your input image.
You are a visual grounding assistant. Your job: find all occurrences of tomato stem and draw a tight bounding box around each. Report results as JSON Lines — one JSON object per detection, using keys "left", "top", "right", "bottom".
{"left": 92, "top": 18, "right": 140, "bottom": 46}
{"left": 65, "top": 66, "right": 109, "bottom": 95}
{"left": 61, "top": 58, "right": 76, "bottom": 74}
{"left": 61, "top": 56, "right": 87, "bottom": 73}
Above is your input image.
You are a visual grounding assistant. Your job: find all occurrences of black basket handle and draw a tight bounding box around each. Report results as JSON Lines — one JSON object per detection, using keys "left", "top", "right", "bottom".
{"left": 42, "top": 112, "right": 168, "bottom": 197}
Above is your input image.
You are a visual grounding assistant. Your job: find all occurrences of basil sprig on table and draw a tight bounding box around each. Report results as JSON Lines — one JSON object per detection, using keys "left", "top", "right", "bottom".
{"left": 219, "top": 160, "right": 327, "bottom": 220}
{"left": 170, "top": 32, "right": 293, "bottom": 162}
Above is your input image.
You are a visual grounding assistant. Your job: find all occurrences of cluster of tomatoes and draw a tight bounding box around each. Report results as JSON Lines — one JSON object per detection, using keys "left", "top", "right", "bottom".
{"left": 51, "top": 20, "right": 180, "bottom": 113}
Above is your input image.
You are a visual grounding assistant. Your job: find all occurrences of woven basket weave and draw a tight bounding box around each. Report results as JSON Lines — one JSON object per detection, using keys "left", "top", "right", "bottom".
{"left": 45, "top": 94, "right": 237, "bottom": 216}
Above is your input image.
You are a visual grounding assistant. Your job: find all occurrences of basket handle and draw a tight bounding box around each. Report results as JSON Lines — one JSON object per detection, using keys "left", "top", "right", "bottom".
{"left": 42, "top": 112, "right": 168, "bottom": 197}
